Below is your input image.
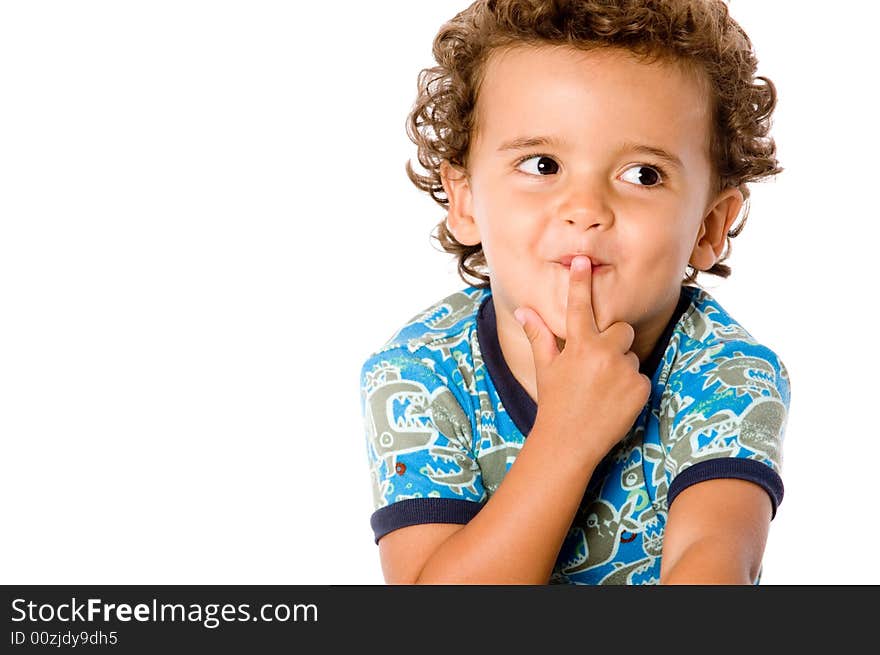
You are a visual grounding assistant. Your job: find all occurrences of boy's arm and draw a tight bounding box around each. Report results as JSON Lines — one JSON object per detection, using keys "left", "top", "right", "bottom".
{"left": 375, "top": 259, "right": 651, "bottom": 584}
{"left": 658, "top": 478, "right": 772, "bottom": 584}
{"left": 379, "top": 415, "right": 603, "bottom": 585}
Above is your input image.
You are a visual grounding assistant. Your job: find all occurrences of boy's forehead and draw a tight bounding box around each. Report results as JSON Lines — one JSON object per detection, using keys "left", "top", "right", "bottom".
{"left": 473, "top": 44, "right": 712, "bottom": 157}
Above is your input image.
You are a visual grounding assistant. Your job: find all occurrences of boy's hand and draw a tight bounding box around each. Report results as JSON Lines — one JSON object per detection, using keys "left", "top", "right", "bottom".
{"left": 514, "top": 256, "right": 651, "bottom": 462}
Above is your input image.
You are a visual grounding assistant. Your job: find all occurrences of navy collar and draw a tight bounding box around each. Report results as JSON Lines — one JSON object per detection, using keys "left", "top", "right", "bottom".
{"left": 476, "top": 287, "right": 694, "bottom": 437}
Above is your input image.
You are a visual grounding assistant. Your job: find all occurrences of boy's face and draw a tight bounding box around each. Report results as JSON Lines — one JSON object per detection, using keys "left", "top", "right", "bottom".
{"left": 443, "top": 44, "right": 743, "bottom": 351}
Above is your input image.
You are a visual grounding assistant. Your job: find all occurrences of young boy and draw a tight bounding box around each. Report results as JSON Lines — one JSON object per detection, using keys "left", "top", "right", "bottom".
{"left": 360, "top": 0, "right": 790, "bottom": 584}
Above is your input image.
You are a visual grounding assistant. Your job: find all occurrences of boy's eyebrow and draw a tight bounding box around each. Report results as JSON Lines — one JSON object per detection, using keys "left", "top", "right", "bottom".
{"left": 496, "top": 135, "right": 684, "bottom": 170}
{"left": 496, "top": 135, "right": 565, "bottom": 153}
{"left": 617, "top": 141, "right": 684, "bottom": 171}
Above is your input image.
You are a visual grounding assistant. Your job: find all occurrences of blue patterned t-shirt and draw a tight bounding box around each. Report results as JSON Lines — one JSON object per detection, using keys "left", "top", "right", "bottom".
{"left": 360, "top": 284, "right": 790, "bottom": 585}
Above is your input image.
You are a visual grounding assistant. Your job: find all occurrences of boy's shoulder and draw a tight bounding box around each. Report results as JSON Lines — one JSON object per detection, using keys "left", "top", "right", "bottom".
{"left": 678, "top": 285, "right": 761, "bottom": 348}
{"left": 366, "top": 285, "right": 490, "bottom": 359}
{"left": 670, "top": 285, "right": 790, "bottom": 401}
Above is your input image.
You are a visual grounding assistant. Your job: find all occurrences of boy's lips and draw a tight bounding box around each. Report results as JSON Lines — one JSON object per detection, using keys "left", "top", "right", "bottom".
{"left": 555, "top": 254, "right": 610, "bottom": 270}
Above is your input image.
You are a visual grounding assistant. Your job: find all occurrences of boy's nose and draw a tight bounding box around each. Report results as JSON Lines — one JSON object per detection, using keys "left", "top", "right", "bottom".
{"left": 563, "top": 212, "right": 612, "bottom": 230}
{"left": 558, "top": 181, "right": 614, "bottom": 230}
{"left": 560, "top": 203, "right": 614, "bottom": 231}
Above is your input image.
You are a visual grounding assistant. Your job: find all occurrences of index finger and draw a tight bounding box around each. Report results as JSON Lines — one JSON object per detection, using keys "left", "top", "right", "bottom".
{"left": 565, "top": 255, "right": 600, "bottom": 342}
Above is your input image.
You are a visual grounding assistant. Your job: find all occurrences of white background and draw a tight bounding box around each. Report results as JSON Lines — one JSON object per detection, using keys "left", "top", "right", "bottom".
{"left": 1, "top": 1, "right": 876, "bottom": 585}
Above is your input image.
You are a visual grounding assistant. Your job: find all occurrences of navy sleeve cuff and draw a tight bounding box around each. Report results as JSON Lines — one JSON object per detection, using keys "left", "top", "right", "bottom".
{"left": 370, "top": 497, "right": 484, "bottom": 544}
{"left": 667, "top": 458, "right": 784, "bottom": 519}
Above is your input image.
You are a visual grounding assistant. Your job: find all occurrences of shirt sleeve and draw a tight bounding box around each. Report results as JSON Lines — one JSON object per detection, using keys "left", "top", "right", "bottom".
{"left": 360, "top": 347, "right": 486, "bottom": 544}
{"left": 661, "top": 339, "right": 791, "bottom": 518}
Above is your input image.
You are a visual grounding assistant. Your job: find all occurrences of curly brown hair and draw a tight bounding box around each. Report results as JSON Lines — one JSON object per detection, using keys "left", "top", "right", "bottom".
{"left": 405, "top": 0, "right": 781, "bottom": 288}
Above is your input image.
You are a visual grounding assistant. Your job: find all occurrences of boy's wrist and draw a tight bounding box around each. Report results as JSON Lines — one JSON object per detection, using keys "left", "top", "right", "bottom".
{"left": 528, "top": 414, "right": 608, "bottom": 474}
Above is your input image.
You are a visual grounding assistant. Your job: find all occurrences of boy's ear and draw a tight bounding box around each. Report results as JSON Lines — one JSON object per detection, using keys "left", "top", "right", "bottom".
{"left": 689, "top": 186, "right": 745, "bottom": 271}
{"left": 440, "top": 160, "right": 481, "bottom": 246}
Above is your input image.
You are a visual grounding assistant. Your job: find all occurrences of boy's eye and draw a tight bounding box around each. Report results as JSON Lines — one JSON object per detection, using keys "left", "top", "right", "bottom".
{"left": 620, "top": 164, "right": 664, "bottom": 188}
{"left": 515, "top": 155, "right": 560, "bottom": 176}
{"left": 514, "top": 156, "right": 666, "bottom": 188}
